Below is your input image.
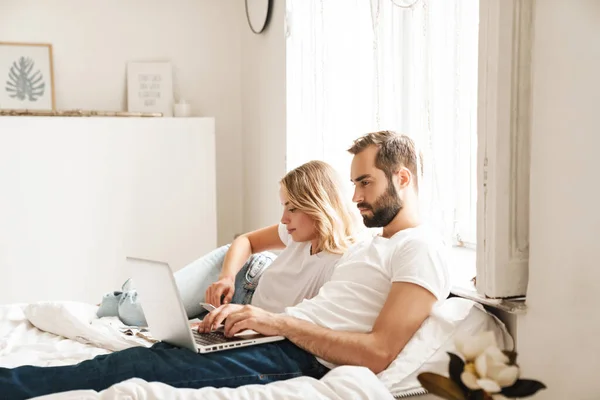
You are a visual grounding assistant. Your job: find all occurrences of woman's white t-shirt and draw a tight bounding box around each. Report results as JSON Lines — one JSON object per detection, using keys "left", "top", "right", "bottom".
{"left": 250, "top": 223, "right": 342, "bottom": 313}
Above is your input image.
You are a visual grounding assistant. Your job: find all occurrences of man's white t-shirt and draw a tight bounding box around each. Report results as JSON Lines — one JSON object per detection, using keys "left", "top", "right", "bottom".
{"left": 284, "top": 224, "right": 450, "bottom": 368}
{"left": 251, "top": 223, "right": 342, "bottom": 313}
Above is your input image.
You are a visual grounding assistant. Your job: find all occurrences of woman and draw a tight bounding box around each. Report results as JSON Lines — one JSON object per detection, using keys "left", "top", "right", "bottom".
{"left": 0, "top": 160, "right": 359, "bottom": 399}
{"left": 98, "top": 160, "right": 357, "bottom": 326}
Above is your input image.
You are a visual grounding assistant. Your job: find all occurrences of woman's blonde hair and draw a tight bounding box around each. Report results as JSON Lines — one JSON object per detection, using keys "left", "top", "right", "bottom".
{"left": 280, "top": 160, "right": 356, "bottom": 254}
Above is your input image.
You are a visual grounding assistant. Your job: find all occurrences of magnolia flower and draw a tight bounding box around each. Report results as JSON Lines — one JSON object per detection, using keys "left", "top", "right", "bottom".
{"left": 455, "top": 331, "right": 497, "bottom": 362}
{"left": 455, "top": 332, "right": 519, "bottom": 394}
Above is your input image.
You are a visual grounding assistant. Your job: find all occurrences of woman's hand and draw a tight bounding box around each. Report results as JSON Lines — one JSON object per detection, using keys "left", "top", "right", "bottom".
{"left": 198, "top": 304, "right": 244, "bottom": 333}
{"left": 205, "top": 276, "right": 235, "bottom": 306}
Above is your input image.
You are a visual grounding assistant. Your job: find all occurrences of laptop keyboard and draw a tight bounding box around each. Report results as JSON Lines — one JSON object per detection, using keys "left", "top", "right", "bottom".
{"left": 192, "top": 329, "right": 242, "bottom": 346}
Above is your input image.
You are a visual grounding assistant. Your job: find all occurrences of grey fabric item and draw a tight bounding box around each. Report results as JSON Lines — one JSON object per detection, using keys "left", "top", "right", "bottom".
{"left": 96, "top": 278, "right": 136, "bottom": 320}
{"left": 96, "top": 245, "right": 276, "bottom": 327}
{"left": 96, "top": 291, "right": 122, "bottom": 319}
{"left": 117, "top": 290, "right": 147, "bottom": 326}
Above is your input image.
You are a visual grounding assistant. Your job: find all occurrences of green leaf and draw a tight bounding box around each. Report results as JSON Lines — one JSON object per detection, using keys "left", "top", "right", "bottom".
{"left": 448, "top": 352, "right": 468, "bottom": 391}
{"left": 501, "top": 379, "right": 547, "bottom": 397}
{"left": 417, "top": 373, "right": 467, "bottom": 400}
{"left": 502, "top": 350, "right": 518, "bottom": 365}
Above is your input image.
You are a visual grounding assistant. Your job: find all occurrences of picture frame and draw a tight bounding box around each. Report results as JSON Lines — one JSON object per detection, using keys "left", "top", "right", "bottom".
{"left": 127, "top": 62, "right": 174, "bottom": 117}
{"left": 0, "top": 42, "right": 55, "bottom": 110}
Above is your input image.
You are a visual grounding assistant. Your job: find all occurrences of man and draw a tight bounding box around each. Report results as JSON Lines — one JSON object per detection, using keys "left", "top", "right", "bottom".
{"left": 0, "top": 131, "right": 450, "bottom": 399}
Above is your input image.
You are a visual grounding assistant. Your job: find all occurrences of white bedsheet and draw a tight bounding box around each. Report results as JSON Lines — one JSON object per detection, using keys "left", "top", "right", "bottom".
{"left": 0, "top": 303, "right": 111, "bottom": 369}
{"left": 0, "top": 303, "right": 395, "bottom": 400}
{"left": 0, "top": 299, "right": 509, "bottom": 400}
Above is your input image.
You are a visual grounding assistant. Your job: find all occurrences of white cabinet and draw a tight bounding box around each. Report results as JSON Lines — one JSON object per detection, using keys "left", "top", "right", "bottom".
{"left": 0, "top": 117, "right": 216, "bottom": 304}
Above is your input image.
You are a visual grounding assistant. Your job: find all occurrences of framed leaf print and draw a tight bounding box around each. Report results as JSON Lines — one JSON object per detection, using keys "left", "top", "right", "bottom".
{"left": 0, "top": 42, "right": 55, "bottom": 111}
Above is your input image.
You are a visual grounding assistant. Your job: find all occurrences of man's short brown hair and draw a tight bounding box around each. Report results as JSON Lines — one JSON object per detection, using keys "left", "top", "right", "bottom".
{"left": 347, "top": 130, "right": 423, "bottom": 189}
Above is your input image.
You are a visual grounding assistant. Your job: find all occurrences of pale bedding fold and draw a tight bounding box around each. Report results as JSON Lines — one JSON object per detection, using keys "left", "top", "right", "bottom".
{"left": 0, "top": 299, "right": 511, "bottom": 399}
{"left": 0, "top": 303, "right": 393, "bottom": 399}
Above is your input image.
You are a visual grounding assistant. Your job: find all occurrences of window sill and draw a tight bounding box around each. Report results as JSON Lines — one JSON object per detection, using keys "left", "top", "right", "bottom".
{"left": 448, "top": 246, "right": 527, "bottom": 315}
{"left": 451, "top": 285, "right": 527, "bottom": 315}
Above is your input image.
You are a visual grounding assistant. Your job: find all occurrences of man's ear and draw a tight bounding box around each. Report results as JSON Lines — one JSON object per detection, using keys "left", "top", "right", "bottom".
{"left": 396, "top": 168, "right": 411, "bottom": 189}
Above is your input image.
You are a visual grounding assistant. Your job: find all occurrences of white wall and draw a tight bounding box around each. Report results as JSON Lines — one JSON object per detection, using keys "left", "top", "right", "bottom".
{"left": 518, "top": 1, "right": 600, "bottom": 398}
{"left": 0, "top": 117, "right": 216, "bottom": 304}
{"left": 0, "top": 0, "right": 243, "bottom": 246}
{"left": 237, "top": 2, "right": 600, "bottom": 399}
{"left": 240, "top": 0, "right": 287, "bottom": 231}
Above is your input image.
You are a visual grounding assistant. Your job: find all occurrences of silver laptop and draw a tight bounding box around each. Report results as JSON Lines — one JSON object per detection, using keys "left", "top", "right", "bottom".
{"left": 127, "top": 256, "right": 285, "bottom": 353}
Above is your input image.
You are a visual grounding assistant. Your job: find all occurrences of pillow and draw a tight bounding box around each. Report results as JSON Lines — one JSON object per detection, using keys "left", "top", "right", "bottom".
{"left": 25, "top": 301, "right": 98, "bottom": 338}
{"left": 377, "top": 297, "right": 513, "bottom": 395}
{"left": 24, "top": 301, "right": 149, "bottom": 351}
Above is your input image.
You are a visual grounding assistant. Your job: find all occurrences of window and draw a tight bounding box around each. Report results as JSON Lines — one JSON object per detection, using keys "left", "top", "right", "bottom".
{"left": 286, "top": 0, "right": 533, "bottom": 299}
{"left": 286, "top": 0, "right": 479, "bottom": 273}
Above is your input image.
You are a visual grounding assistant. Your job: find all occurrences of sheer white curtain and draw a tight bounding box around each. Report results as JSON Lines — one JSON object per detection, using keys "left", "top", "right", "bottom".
{"left": 286, "top": 0, "right": 478, "bottom": 245}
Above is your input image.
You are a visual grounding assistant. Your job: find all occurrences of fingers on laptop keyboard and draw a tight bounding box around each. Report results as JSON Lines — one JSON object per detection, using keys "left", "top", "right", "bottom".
{"left": 190, "top": 322, "right": 201, "bottom": 332}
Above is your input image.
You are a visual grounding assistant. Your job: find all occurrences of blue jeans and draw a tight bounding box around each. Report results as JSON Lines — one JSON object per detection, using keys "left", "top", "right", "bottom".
{"left": 174, "top": 245, "right": 276, "bottom": 317}
{"left": 0, "top": 341, "right": 329, "bottom": 399}
{"left": 97, "top": 245, "right": 276, "bottom": 326}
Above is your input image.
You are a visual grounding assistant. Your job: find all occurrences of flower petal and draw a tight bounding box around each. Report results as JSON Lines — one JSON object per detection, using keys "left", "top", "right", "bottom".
{"left": 495, "top": 365, "right": 519, "bottom": 387}
{"left": 486, "top": 363, "right": 506, "bottom": 380}
{"left": 456, "top": 331, "right": 498, "bottom": 361}
{"left": 461, "top": 371, "right": 480, "bottom": 390}
{"left": 479, "top": 331, "right": 497, "bottom": 347}
{"left": 477, "top": 378, "right": 502, "bottom": 393}
{"left": 485, "top": 345, "right": 510, "bottom": 364}
{"left": 477, "top": 332, "right": 497, "bottom": 353}
{"left": 454, "top": 339, "right": 466, "bottom": 359}
{"left": 475, "top": 352, "right": 489, "bottom": 378}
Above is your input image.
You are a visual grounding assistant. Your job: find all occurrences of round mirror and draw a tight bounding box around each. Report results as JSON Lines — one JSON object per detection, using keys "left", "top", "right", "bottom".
{"left": 245, "top": 0, "right": 271, "bottom": 34}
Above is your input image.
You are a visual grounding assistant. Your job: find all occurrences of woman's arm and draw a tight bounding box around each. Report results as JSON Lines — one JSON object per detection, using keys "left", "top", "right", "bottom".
{"left": 219, "top": 224, "right": 285, "bottom": 279}
{"left": 206, "top": 224, "right": 285, "bottom": 305}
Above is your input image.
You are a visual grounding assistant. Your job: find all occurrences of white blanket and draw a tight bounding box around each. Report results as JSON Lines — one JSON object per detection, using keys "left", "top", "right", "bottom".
{"left": 0, "top": 303, "right": 395, "bottom": 400}
{"left": 0, "top": 303, "right": 110, "bottom": 369}
{"left": 0, "top": 299, "right": 509, "bottom": 399}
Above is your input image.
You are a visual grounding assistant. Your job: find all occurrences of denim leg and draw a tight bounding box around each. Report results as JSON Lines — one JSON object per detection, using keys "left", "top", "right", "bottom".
{"left": 106, "top": 246, "right": 277, "bottom": 326}
{"left": 176, "top": 247, "right": 276, "bottom": 316}
{"left": 173, "top": 245, "right": 232, "bottom": 319}
{"left": 231, "top": 251, "right": 277, "bottom": 305}
{"left": 0, "top": 340, "right": 329, "bottom": 400}
{"left": 110, "top": 245, "right": 232, "bottom": 326}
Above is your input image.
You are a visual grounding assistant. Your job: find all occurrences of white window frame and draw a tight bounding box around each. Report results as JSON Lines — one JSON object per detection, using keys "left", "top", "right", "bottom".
{"left": 476, "top": 0, "right": 533, "bottom": 298}
{"left": 453, "top": 107, "right": 478, "bottom": 250}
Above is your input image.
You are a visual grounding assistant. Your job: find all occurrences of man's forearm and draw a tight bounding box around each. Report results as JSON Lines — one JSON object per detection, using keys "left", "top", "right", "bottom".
{"left": 279, "top": 316, "right": 392, "bottom": 374}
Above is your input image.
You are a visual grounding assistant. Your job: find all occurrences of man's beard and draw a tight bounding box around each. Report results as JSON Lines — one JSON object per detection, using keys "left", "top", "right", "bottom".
{"left": 357, "top": 181, "right": 403, "bottom": 228}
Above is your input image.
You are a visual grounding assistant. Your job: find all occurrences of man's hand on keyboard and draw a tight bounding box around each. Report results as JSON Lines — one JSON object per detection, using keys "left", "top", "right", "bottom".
{"left": 224, "top": 305, "right": 284, "bottom": 338}
{"left": 198, "top": 304, "right": 244, "bottom": 333}
{"left": 190, "top": 321, "right": 202, "bottom": 331}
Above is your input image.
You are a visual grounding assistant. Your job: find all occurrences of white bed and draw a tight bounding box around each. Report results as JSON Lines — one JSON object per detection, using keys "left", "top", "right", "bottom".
{"left": 0, "top": 299, "right": 511, "bottom": 399}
